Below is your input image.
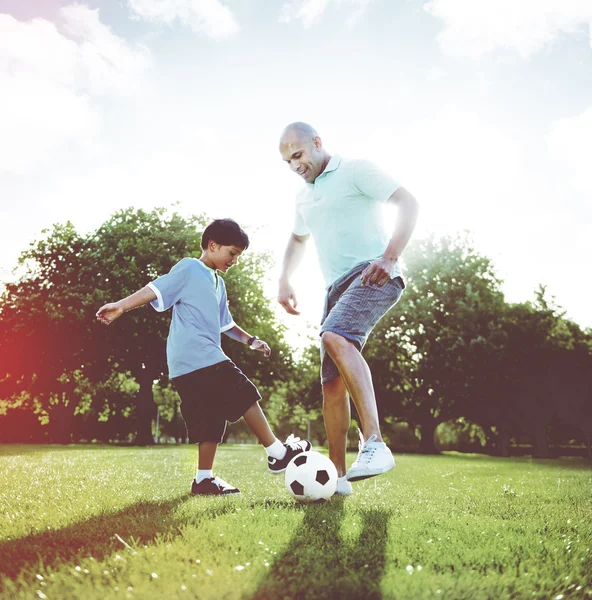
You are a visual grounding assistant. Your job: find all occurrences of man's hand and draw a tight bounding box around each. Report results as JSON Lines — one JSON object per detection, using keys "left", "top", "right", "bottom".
{"left": 360, "top": 257, "right": 398, "bottom": 287}
{"left": 251, "top": 338, "right": 272, "bottom": 358}
{"left": 278, "top": 280, "right": 300, "bottom": 315}
{"left": 96, "top": 302, "right": 125, "bottom": 325}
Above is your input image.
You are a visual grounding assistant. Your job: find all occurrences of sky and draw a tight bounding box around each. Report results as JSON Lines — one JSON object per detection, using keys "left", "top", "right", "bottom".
{"left": 1, "top": 0, "right": 591, "bottom": 339}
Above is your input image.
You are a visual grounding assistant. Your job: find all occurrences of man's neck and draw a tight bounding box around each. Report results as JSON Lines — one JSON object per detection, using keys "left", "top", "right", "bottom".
{"left": 319, "top": 152, "right": 332, "bottom": 175}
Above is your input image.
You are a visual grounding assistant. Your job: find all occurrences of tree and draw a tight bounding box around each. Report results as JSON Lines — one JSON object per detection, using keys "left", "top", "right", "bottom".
{"left": 87, "top": 208, "right": 206, "bottom": 443}
{"left": 366, "top": 232, "right": 505, "bottom": 453}
{"left": 463, "top": 286, "right": 592, "bottom": 458}
{"left": 0, "top": 207, "right": 299, "bottom": 444}
{"left": 0, "top": 222, "right": 95, "bottom": 442}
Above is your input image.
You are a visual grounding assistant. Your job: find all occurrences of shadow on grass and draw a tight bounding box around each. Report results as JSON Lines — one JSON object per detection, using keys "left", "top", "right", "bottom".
{"left": 0, "top": 492, "right": 318, "bottom": 591}
{"left": 251, "top": 498, "right": 391, "bottom": 600}
{"left": 0, "top": 493, "right": 239, "bottom": 585}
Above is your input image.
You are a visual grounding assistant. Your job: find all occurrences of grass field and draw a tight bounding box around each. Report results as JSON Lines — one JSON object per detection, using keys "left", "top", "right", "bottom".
{"left": 1, "top": 445, "right": 591, "bottom": 600}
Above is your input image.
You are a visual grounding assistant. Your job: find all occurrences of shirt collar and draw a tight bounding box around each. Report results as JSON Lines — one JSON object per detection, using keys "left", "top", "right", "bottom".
{"left": 194, "top": 258, "right": 219, "bottom": 288}
{"left": 309, "top": 154, "right": 341, "bottom": 186}
{"left": 323, "top": 154, "right": 341, "bottom": 174}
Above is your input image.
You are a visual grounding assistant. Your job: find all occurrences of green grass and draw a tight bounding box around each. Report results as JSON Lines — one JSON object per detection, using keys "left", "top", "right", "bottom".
{"left": 1, "top": 445, "right": 591, "bottom": 600}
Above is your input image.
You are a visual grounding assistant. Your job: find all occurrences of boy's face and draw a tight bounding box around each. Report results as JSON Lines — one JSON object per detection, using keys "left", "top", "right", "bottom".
{"left": 207, "top": 242, "right": 244, "bottom": 273}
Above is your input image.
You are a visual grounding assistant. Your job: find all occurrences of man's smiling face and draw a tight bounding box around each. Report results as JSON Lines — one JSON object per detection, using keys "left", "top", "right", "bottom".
{"left": 279, "top": 131, "right": 326, "bottom": 184}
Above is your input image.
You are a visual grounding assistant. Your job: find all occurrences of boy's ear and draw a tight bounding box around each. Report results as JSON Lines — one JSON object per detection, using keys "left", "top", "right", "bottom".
{"left": 209, "top": 240, "right": 219, "bottom": 252}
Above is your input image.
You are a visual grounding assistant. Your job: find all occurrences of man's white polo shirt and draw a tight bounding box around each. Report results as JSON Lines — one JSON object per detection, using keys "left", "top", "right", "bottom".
{"left": 293, "top": 155, "right": 402, "bottom": 288}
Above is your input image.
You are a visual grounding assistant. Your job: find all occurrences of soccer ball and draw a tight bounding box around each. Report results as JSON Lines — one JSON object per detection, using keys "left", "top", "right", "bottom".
{"left": 285, "top": 451, "right": 338, "bottom": 502}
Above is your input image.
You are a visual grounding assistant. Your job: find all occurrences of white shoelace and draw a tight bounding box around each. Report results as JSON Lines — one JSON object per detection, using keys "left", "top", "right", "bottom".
{"left": 284, "top": 434, "right": 305, "bottom": 450}
{"left": 355, "top": 431, "right": 379, "bottom": 465}
{"left": 212, "top": 476, "right": 234, "bottom": 490}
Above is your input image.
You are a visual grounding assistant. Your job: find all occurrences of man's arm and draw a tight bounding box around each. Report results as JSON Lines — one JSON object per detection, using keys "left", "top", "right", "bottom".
{"left": 96, "top": 285, "right": 157, "bottom": 325}
{"left": 278, "top": 232, "right": 310, "bottom": 315}
{"left": 223, "top": 324, "right": 271, "bottom": 357}
{"left": 360, "top": 186, "right": 419, "bottom": 287}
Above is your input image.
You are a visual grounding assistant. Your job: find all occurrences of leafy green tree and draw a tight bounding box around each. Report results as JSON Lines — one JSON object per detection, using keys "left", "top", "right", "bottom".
{"left": 0, "top": 222, "right": 94, "bottom": 442}
{"left": 0, "top": 207, "right": 298, "bottom": 444}
{"left": 218, "top": 248, "right": 296, "bottom": 391}
{"left": 366, "top": 233, "right": 505, "bottom": 453}
{"left": 469, "top": 290, "right": 592, "bottom": 457}
{"left": 87, "top": 207, "right": 206, "bottom": 443}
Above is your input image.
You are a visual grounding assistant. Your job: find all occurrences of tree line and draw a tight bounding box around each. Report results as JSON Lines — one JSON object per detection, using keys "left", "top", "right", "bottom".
{"left": 0, "top": 208, "right": 590, "bottom": 457}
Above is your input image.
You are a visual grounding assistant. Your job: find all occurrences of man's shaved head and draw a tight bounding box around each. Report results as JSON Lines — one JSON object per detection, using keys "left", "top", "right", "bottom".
{"left": 279, "top": 122, "right": 330, "bottom": 183}
{"left": 280, "top": 122, "right": 318, "bottom": 143}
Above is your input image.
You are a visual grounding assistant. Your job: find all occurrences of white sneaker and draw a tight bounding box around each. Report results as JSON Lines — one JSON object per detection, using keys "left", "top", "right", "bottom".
{"left": 346, "top": 431, "right": 395, "bottom": 481}
{"left": 334, "top": 475, "right": 353, "bottom": 496}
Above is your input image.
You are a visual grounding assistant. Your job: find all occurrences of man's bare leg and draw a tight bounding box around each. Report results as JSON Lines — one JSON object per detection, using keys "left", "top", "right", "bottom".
{"left": 321, "top": 331, "right": 382, "bottom": 442}
{"left": 322, "top": 375, "right": 350, "bottom": 477}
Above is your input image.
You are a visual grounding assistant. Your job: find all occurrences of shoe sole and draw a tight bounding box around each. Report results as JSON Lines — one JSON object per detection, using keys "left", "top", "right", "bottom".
{"left": 191, "top": 491, "right": 241, "bottom": 496}
{"left": 346, "top": 462, "right": 395, "bottom": 482}
{"left": 268, "top": 467, "right": 287, "bottom": 474}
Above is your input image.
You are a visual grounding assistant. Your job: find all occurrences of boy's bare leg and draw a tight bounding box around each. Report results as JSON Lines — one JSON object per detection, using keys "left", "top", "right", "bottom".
{"left": 197, "top": 442, "right": 218, "bottom": 470}
{"left": 193, "top": 441, "right": 240, "bottom": 494}
{"left": 321, "top": 332, "right": 382, "bottom": 442}
{"left": 322, "top": 375, "right": 350, "bottom": 477}
{"left": 243, "top": 402, "right": 276, "bottom": 447}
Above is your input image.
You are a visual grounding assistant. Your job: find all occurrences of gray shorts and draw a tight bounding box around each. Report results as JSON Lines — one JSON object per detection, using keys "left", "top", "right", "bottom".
{"left": 320, "top": 261, "right": 405, "bottom": 384}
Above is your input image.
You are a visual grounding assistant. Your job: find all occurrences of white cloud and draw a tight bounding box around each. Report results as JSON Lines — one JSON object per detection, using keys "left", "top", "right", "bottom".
{"left": 424, "top": 0, "right": 592, "bottom": 59}
{"left": 127, "top": 0, "right": 239, "bottom": 39}
{"left": 547, "top": 107, "right": 592, "bottom": 196}
{"left": 364, "top": 107, "right": 528, "bottom": 235}
{"left": 0, "top": 72, "right": 100, "bottom": 175}
{"left": 280, "top": 0, "right": 373, "bottom": 28}
{"left": 61, "top": 4, "right": 150, "bottom": 94}
{"left": 0, "top": 5, "right": 150, "bottom": 174}
{"left": 361, "top": 107, "right": 591, "bottom": 327}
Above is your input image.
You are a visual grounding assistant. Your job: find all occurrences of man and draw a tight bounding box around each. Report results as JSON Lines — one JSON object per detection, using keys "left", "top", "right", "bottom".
{"left": 278, "top": 122, "right": 418, "bottom": 496}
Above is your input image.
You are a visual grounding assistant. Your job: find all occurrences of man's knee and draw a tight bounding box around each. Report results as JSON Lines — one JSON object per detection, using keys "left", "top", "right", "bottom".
{"left": 321, "top": 331, "right": 351, "bottom": 356}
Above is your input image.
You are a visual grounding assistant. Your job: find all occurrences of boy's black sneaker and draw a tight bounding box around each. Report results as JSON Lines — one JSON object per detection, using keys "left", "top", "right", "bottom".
{"left": 268, "top": 434, "right": 312, "bottom": 474}
{"left": 191, "top": 476, "right": 240, "bottom": 495}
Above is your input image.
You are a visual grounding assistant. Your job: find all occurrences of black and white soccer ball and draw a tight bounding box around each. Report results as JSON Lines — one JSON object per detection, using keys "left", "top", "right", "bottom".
{"left": 285, "top": 451, "right": 338, "bottom": 502}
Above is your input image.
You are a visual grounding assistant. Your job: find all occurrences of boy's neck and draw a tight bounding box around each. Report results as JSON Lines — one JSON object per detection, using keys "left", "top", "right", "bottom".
{"left": 199, "top": 254, "right": 217, "bottom": 271}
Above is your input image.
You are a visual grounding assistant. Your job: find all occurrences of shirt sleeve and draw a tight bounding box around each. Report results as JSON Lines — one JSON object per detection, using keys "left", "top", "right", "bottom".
{"left": 148, "top": 259, "right": 190, "bottom": 312}
{"left": 351, "top": 159, "right": 401, "bottom": 203}
{"left": 218, "top": 280, "right": 235, "bottom": 332}
{"left": 292, "top": 206, "right": 311, "bottom": 236}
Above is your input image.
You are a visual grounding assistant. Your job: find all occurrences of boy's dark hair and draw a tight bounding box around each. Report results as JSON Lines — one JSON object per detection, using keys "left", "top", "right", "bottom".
{"left": 201, "top": 219, "right": 250, "bottom": 250}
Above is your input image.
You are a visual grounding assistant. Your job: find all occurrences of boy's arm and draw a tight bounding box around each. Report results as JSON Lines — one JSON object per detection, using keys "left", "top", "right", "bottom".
{"left": 96, "top": 285, "right": 157, "bottom": 325}
{"left": 223, "top": 325, "right": 271, "bottom": 358}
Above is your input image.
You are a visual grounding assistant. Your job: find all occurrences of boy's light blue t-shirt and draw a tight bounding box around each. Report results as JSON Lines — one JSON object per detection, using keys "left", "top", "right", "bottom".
{"left": 147, "top": 258, "right": 234, "bottom": 378}
{"left": 293, "top": 155, "right": 402, "bottom": 288}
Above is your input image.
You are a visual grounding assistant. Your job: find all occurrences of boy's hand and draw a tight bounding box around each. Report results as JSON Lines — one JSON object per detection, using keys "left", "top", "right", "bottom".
{"left": 251, "top": 339, "right": 271, "bottom": 358}
{"left": 96, "top": 302, "right": 125, "bottom": 325}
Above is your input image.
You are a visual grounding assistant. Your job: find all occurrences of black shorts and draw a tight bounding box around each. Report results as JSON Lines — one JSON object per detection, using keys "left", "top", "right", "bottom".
{"left": 172, "top": 360, "right": 261, "bottom": 443}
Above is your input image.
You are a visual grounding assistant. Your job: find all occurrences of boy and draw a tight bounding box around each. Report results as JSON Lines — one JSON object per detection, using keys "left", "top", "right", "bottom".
{"left": 96, "top": 218, "right": 311, "bottom": 495}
